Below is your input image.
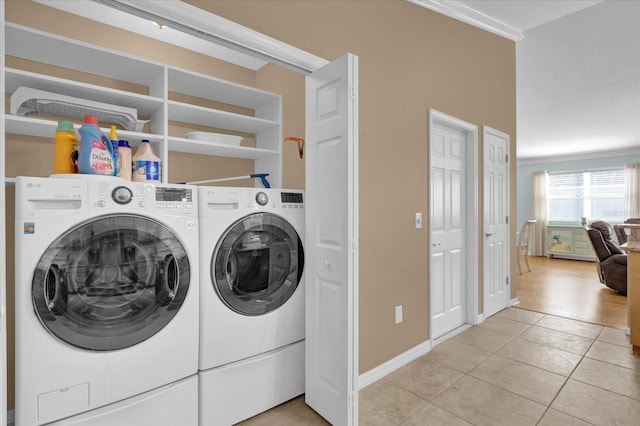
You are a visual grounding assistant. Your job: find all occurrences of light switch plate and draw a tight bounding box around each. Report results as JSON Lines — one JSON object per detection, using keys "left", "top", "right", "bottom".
{"left": 395, "top": 305, "right": 403, "bottom": 324}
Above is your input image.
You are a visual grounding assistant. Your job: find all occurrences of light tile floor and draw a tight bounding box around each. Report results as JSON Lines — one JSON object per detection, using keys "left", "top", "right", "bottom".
{"left": 240, "top": 307, "right": 640, "bottom": 426}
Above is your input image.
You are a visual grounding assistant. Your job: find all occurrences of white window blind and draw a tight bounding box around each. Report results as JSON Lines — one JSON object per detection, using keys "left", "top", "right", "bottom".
{"left": 548, "top": 169, "right": 625, "bottom": 223}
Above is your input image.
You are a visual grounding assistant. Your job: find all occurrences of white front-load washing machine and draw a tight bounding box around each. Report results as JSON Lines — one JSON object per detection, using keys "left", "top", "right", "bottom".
{"left": 198, "top": 186, "right": 305, "bottom": 425}
{"left": 14, "top": 176, "right": 199, "bottom": 426}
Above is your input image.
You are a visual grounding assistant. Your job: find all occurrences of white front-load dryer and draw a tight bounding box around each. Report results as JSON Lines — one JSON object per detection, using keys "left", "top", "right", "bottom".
{"left": 14, "top": 176, "right": 199, "bottom": 426}
{"left": 198, "top": 186, "right": 305, "bottom": 425}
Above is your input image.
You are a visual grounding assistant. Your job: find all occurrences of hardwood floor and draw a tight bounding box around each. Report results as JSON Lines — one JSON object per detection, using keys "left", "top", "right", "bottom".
{"left": 515, "top": 255, "right": 628, "bottom": 330}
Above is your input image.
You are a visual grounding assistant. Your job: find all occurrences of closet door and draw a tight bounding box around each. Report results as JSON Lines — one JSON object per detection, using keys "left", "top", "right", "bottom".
{"left": 305, "top": 53, "right": 359, "bottom": 426}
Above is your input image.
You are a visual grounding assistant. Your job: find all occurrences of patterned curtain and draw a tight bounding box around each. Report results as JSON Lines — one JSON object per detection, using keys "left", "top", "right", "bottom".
{"left": 625, "top": 162, "right": 640, "bottom": 219}
{"left": 530, "top": 170, "right": 548, "bottom": 256}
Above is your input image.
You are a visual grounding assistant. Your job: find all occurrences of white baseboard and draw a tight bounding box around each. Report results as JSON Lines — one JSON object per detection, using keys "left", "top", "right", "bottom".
{"left": 8, "top": 409, "right": 14, "bottom": 425}
{"left": 476, "top": 313, "right": 484, "bottom": 324}
{"left": 358, "top": 341, "right": 431, "bottom": 390}
{"left": 510, "top": 297, "right": 520, "bottom": 306}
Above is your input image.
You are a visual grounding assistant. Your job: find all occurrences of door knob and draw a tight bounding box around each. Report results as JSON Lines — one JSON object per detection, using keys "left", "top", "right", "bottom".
{"left": 485, "top": 232, "right": 495, "bottom": 237}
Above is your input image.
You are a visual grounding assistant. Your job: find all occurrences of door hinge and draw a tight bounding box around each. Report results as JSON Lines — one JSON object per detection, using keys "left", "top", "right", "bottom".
{"left": 506, "top": 276, "right": 510, "bottom": 286}
{"left": 349, "top": 83, "right": 357, "bottom": 99}
{"left": 506, "top": 215, "right": 509, "bottom": 224}
{"left": 505, "top": 154, "right": 509, "bottom": 162}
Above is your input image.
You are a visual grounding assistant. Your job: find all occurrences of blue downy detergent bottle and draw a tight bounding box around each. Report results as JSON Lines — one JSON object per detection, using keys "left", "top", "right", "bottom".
{"left": 78, "top": 115, "right": 115, "bottom": 176}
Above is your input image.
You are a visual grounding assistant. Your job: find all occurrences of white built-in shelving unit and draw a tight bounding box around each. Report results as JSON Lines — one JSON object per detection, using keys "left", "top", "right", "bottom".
{"left": 2, "top": 22, "right": 283, "bottom": 186}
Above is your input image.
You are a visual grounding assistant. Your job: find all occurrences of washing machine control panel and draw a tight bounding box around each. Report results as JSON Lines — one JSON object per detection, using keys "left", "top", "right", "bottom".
{"left": 156, "top": 187, "right": 193, "bottom": 203}
{"left": 154, "top": 187, "right": 195, "bottom": 212}
{"left": 90, "top": 182, "right": 195, "bottom": 214}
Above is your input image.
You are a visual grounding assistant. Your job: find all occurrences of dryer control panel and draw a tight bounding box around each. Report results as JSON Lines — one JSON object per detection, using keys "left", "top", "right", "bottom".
{"left": 281, "top": 191, "right": 304, "bottom": 209}
{"left": 242, "top": 189, "right": 304, "bottom": 210}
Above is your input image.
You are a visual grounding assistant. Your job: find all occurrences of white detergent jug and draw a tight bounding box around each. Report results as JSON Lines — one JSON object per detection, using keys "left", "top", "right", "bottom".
{"left": 132, "top": 139, "right": 161, "bottom": 182}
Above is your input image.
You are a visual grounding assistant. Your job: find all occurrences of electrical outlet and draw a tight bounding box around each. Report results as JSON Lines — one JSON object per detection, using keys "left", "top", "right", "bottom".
{"left": 415, "top": 212, "right": 422, "bottom": 228}
{"left": 395, "top": 305, "right": 403, "bottom": 324}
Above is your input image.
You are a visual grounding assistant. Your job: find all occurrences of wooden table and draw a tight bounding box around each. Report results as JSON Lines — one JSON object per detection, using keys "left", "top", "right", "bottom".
{"left": 620, "top": 224, "right": 640, "bottom": 355}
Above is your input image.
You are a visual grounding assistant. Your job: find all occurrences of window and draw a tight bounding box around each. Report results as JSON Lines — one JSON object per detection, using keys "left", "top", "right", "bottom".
{"left": 548, "top": 169, "right": 625, "bottom": 223}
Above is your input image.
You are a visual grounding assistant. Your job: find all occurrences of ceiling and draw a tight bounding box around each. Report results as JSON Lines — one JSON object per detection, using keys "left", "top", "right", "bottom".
{"left": 459, "top": 0, "right": 604, "bottom": 35}
{"left": 413, "top": 0, "right": 640, "bottom": 163}
{"left": 410, "top": 0, "right": 605, "bottom": 40}
{"left": 42, "top": 0, "right": 639, "bottom": 163}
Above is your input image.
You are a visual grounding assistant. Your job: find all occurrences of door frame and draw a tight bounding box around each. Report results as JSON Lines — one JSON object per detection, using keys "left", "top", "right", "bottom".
{"left": 428, "top": 109, "right": 479, "bottom": 345}
{"left": 482, "top": 125, "right": 511, "bottom": 318}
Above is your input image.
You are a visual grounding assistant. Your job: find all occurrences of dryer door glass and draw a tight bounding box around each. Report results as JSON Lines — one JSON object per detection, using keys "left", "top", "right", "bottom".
{"left": 213, "top": 213, "right": 304, "bottom": 316}
{"left": 32, "top": 214, "right": 190, "bottom": 351}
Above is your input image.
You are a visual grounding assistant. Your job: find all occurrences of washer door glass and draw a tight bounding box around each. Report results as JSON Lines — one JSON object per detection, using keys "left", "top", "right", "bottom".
{"left": 213, "top": 212, "right": 304, "bottom": 316}
{"left": 32, "top": 214, "right": 190, "bottom": 351}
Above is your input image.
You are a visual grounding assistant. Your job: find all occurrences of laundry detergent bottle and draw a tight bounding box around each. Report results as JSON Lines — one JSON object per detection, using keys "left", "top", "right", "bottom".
{"left": 109, "top": 125, "right": 120, "bottom": 176}
{"left": 117, "top": 139, "right": 132, "bottom": 181}
{"left": 53, "top": 120, "right": 78, "bottom": 174}
{"left": 77, "top": 115, "right": 115, "bottom": 176}
{"left": 132, "top": 139, "right": 161, "bottom": 182}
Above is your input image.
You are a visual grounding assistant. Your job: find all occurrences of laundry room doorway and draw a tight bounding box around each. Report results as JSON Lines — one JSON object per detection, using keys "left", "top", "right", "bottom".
{"left": 428, "top": 109, "right": 479, "bottom": 343}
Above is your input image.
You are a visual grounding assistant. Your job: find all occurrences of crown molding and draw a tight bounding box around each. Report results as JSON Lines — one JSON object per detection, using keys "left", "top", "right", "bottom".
{"left": 407, "top": 0, "right": 524, "bottom": 41}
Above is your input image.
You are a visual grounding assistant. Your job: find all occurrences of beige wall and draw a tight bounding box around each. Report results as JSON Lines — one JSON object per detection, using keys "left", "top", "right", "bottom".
{"left": 189, "top": 0, "right": 517, "bottom": 371}
{"left": 4, "top": 0, "right": 516, "bottom": 410}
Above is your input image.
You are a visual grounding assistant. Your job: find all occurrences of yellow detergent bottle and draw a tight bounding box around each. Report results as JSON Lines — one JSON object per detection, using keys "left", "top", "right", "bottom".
{"left": 53, "top": 120, "right": 78, "bottom": 174}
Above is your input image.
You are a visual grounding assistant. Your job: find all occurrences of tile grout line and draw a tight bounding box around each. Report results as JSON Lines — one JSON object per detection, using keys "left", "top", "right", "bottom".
{"left": 534, "top": 326, "right": 603, "bottom": 425}
{"left": 390, "top": 356, "right": 474, "bottom": 426}
{"left": 369, "top": 309, "right": 630, "bottom": 426}
{"left": 478, "top": 312, "right": 601, "bottom": 424}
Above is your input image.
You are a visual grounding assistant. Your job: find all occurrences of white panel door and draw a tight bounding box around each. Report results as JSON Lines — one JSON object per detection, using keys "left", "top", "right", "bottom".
{"left": 483, "top": 126, "right": 510, "bottom": 318}
{"left": 305, "top": 53, "right": 359, "bottom": 426}
{"left": 430, "top": 122, "right": 466, "bottom": 339}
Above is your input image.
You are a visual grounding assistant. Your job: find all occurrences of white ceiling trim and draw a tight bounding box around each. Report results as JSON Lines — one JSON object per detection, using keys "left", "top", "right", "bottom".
{"left": 90, "top": 0, "right": 329, "bottom": 74}
{"left": 35, "top": 0, "right": 267, "bottom": 70}
{"left": 407, "top": 0, "right": 524, "bottom": 41}
{"left": 36, "top": 0, "right": 330, "bottom": 74}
